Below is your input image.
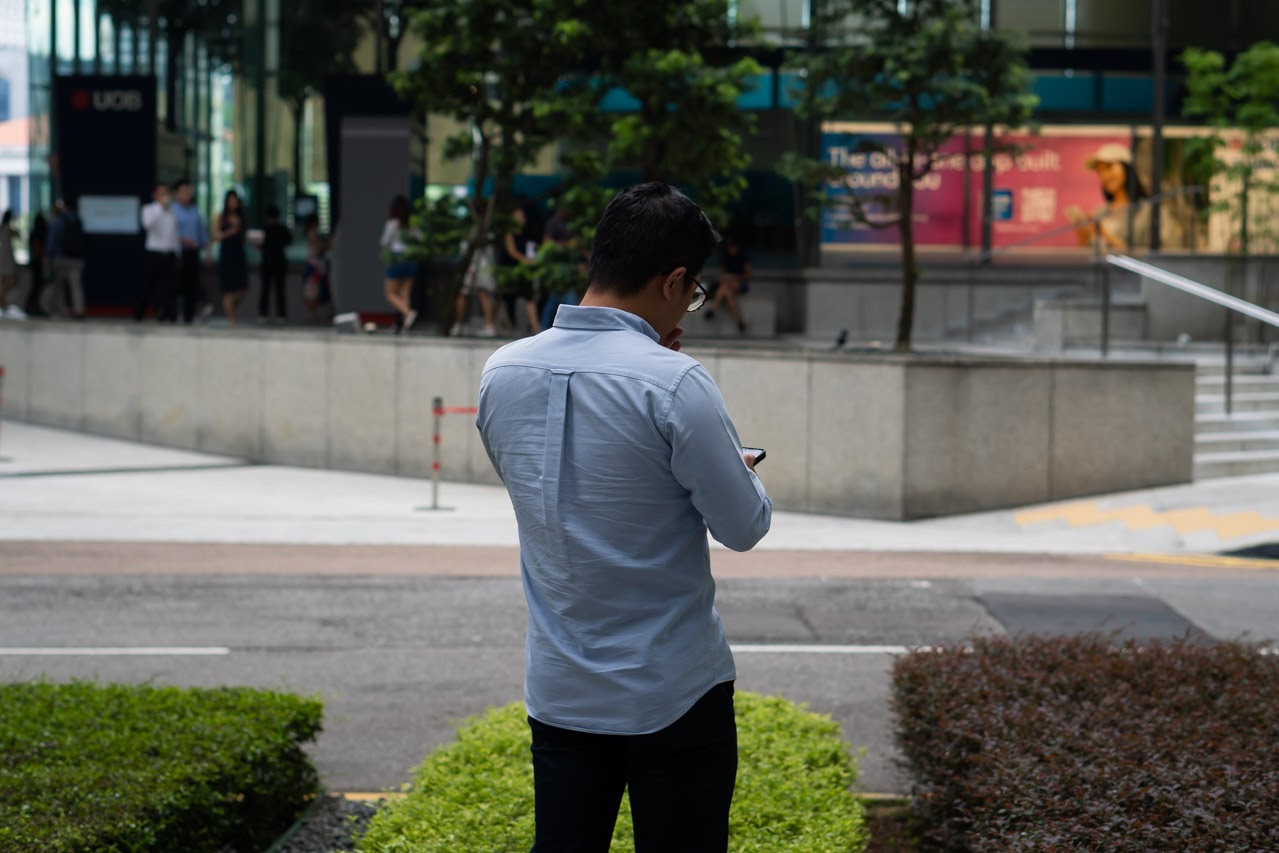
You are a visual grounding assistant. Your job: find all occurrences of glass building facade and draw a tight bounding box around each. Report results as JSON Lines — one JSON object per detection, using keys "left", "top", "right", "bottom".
{"left": 24, "top": 0, "right": 243, "bottom": 224}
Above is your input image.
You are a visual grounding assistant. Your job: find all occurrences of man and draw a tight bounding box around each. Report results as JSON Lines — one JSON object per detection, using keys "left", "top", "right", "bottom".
{"left": 44, "top": 200, "right": 87, "bottom": 319}
{"left": 477, "top": 182, "right": 772, "bottom": 852}
{"left": 134, "top": 182, "right": 181, "bottom": 321}
{"left": 172, "top": 179, "right": 210, "bottom": 323}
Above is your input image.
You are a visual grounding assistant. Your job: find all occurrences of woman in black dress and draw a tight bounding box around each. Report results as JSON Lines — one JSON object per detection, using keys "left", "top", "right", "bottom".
{"left": 214, "top": 190, "right": 249, "bottom": 325}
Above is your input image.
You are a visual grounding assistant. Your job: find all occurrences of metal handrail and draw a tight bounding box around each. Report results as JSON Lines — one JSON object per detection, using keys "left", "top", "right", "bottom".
{"left": 1104, "top": 254, "right": 1279, "bottom": 415}
{"left": 962, "top": 185, "right": 1205, "bottom": 341}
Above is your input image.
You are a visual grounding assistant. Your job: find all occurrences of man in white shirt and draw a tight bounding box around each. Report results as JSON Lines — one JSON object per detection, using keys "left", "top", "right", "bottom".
{"left": 134, "top": 182, "right": 181, "bottom": 321}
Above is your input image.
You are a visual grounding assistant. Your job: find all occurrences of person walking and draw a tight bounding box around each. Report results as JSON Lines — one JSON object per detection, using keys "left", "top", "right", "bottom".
{"left": 497, "top": 206, "right": 540, "bottom": 335}
{"left": 380, "top": 195, "right": 417, "bottom": 333}
{"left": 0, "top": 210, "right": 19, "bottom": 316}
{"left": 135, "top": 184, "right": 180, "bottom": 321}
{"left": 477, "top": 181, "right": 772, "bottom": 852}
{"left": 172, "top": 178, "right": 211, "bottom": 323}
{"left": 705, "top": 235, "right": 750, "bottom": 333}
{"left": 22, "top": 212, "right": 48, "bottom": 317}
{"left": 301, "top": 215, "right": 331, "bottom": 324}
{"left": 257, "top": 205, "right": 291, "bottom": 324}
{"left": 214, "top": 190, "right": 249, "bottom": 326}
{"left": 46, "top": 202, "right": 87, "bottom": 319}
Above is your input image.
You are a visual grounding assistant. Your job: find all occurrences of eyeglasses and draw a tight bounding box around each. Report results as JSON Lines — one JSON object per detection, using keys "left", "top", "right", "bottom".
{"left": 687, "top": 274, "right": 708, "bottom": 313}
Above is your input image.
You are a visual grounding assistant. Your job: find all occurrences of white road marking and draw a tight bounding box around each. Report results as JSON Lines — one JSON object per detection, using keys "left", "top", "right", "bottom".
{"left": 0, "top": 647, "right": 231, "bottom": 656}
{"left": 731, "top": 644, "right": 930, "bottom": 655}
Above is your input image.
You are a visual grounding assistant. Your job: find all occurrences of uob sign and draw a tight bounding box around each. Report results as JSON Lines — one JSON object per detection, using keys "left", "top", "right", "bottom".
{"left": 86, "top": 90, "right": 145, "bottom": 112}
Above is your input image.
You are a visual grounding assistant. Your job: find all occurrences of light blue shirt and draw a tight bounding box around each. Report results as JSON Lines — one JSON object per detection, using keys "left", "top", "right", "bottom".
{"left": 173, "top": 202, "right": 208, "bottom": 250}
{"left": 478, "top": 304, "right": 772, "bottom": 735}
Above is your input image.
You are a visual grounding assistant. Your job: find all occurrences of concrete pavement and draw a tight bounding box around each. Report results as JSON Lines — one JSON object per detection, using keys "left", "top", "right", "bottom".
{"left": 4, "top": 420, "right": 1279, "bottom": 558}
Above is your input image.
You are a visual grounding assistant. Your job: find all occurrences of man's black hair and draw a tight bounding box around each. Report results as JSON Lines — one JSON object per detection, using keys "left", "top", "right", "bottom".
{"left": 586, "top": 182, "right": 720, "bottom": 297}
{"left": 173, "top": 177, "right": 191, "bottom": 191}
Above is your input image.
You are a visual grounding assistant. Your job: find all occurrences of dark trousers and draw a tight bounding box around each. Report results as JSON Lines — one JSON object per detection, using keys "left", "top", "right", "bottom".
{"left": 528, "top": 681, "right": 737, "bottom": 853}
{"left": 134, "top": 251, "right": 177, "bottom": 321}
{"left": 23, "top": 256, "right": 44, "bottom": 315}
{"left": 259, "top": 266, "right": 287, "bottom": 319}
{"left": 178, "top": 248, "right": 203, "bottom": 323}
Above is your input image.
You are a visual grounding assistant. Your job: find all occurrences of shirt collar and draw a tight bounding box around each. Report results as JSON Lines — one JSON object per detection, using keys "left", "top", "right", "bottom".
{"left": 552, "top": 305, "right": 660, "bottom": 343}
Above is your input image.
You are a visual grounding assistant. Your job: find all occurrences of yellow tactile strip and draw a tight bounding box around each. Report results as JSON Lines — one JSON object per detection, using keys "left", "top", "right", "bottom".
{"left": 1106, "top": 553, "right": 1279, "bottom": 571}
{"left": 1016, "top": 501, "right": 1279, "bottom": 540}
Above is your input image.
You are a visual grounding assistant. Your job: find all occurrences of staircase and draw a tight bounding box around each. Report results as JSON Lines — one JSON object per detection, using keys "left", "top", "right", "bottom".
{"left": 1195, "top": 363, "right": 1279, "bottom": 478}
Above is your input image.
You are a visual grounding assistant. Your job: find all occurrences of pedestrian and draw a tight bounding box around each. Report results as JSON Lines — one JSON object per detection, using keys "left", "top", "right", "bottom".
{"left": 537, "top": 196, "right": 578, "bottom": 330}
{"left": 301, "top": 215, "right": 331, "bottom": 324}
{"left": 380, "top": 195, "right": 417, "bottom": 333}
{"left": 22, "top": 212, "right": 48, "bottom": 317}
{"left": 705, "top": 234, "right": 750, "bottom": 333}
{"left": 47, "top": 201, "right": 87, "bottom": 319}
{"left": 497, "top": 206, "right": 540, "bottom": 335}
{"left": 258, "top": 205, "right": 291, "bottom": 324}
{"left": 172, "top": 178, "right": 211, "bottom": 323}
{"left": 477, "top": 181, "right": 772, "bottom": 852}
{"left": 452, "top": 236, "right": 498, "bottom": 337}
{"left": 0, "top": 210, "right": 19, "bottom": 316}
{"left": 214, "top": 190, "right": 249, "bottom": 326}
{"left": 135, "top": 183, "right": 180, "bottom": 321}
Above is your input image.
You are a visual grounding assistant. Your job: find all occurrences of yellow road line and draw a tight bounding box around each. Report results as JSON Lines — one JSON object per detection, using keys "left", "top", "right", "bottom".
{"left": 1106, "top": 552, "right": 1279, "bottom": 571}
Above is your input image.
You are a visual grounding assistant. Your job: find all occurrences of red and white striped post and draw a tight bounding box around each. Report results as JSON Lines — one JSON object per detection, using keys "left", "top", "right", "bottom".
{"left": 420, "top": 396, "right": 480, "bottom": 511}
{"left": 430, "top": 396, "right": 444, "bottom": 510}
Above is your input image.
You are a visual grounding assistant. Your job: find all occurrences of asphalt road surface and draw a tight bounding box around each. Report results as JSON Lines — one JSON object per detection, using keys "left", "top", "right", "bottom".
{"left": 2, "top": 544, "right": 1275, "bottom": 795}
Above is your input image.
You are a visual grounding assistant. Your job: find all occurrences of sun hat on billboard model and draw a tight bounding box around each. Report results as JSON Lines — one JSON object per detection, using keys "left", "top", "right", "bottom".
{"left": 1084, "top": 143, "right": 1133, "bottom": 169}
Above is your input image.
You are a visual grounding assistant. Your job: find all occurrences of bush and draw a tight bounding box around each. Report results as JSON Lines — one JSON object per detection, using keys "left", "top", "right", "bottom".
{"left": 357, "top": 691, "right": 869, "bottom": 852}
{"left": 891, "top": 635, "right": 1279, "bottom": 852}
{"left": 0, "top": 680, "right": 323, "bottom": 852}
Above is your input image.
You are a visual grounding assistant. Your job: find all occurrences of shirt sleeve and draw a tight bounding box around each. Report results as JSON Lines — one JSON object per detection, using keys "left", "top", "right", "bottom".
{"left": 379, "top": 220, "right": 397, "bottom": 249}
{"left": 665, "top": 365, "right": 772, "bottom": 552}
{"left": 141, "top": 203, "right": 160, "bottom": 229}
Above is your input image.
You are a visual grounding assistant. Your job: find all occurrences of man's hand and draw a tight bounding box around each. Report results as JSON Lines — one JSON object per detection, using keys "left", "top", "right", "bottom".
{"left": 742, "top": 452, "right": 758, "bottom": 471}
{"left": 660, "top": 326, "right": 684, "bottom": 352}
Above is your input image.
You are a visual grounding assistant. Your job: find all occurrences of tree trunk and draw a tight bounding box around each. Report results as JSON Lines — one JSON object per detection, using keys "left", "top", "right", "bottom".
{"left": 895, "top": 140, "right": 918, "bottom": 353}
{"left": 291, "top": 98, "right": 305, "bottom": 205}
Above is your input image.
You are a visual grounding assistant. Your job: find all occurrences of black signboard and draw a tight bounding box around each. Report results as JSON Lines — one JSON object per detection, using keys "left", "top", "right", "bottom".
{"left": 53, "top": 75, "right": 157, "bottom": 309}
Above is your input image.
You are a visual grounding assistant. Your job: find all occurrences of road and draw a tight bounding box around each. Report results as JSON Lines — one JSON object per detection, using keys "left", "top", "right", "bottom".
{"left": 2, "top": 542, "right": 1275, "bottom": 795}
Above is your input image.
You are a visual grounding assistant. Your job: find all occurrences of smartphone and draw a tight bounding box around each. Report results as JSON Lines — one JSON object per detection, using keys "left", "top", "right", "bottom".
{"left": 741, "top": 446, "right": 766, "bottom": 464}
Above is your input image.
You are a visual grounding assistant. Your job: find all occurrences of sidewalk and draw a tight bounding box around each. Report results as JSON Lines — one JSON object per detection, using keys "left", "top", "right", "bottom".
{"left": 3, "top": 421, "right": 1278, "bottom": 560}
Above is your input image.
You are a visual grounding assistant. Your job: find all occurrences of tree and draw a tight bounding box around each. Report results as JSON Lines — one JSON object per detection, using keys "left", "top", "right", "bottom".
{"left": 278, "top": 0, "right": 365, "bottom": 194}
{"left": 780, "top": 0, "right": 1037, "bottom": 352}
{"left": 1181, "top": 42, "right": 1279, "bottom": 257}
{"left": 394, "top": 0, "right": 590, "bottom": 330}
{"left": 554, "top": 2, "right": 762, "bottom": 235}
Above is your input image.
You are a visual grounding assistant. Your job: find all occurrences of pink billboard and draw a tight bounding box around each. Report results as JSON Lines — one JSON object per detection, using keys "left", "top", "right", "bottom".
{"left": 821, "top": 125, "right": 1133, "bottom": 251}
{"left": 970, "top": 133, "right": 1130, "bottom": 250}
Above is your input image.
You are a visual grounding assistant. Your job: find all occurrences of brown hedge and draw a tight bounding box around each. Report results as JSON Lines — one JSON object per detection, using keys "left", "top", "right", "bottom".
{"left": 891, "top": 634, "right": 1279, "bottom": 852}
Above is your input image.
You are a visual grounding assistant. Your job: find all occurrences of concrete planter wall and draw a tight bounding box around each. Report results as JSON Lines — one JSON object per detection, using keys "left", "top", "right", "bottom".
{"left": 0, "top": 324, "right": 1195, "bottom": 520}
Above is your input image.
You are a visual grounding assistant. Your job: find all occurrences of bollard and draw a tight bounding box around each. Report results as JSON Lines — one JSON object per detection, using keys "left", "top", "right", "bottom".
{"left": 415, "top": 396, "right": 479, "bottom": 512}
{"left": 431, "top": 396, "right": 443, "bottom": 510}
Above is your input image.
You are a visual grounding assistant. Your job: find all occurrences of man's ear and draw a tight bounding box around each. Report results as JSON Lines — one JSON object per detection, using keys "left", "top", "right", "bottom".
{"left": 662, "top": 267, "right": 686, "bottom": 302}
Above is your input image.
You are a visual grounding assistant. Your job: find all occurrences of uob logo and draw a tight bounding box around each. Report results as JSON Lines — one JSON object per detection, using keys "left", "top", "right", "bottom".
{"left": 91, "top": 90, "right": 144, "bottom": 112}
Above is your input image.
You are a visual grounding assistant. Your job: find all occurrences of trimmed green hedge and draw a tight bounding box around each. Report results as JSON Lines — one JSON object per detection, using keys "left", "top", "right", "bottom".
{"left": 892, "top": 635, "right": 1279, "bottom": 851}
{"left": 0, "top": 680, "right": 323, "bottom": 853}
{"left": 357, "top": 691, "right": 869, "bottom": 852}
